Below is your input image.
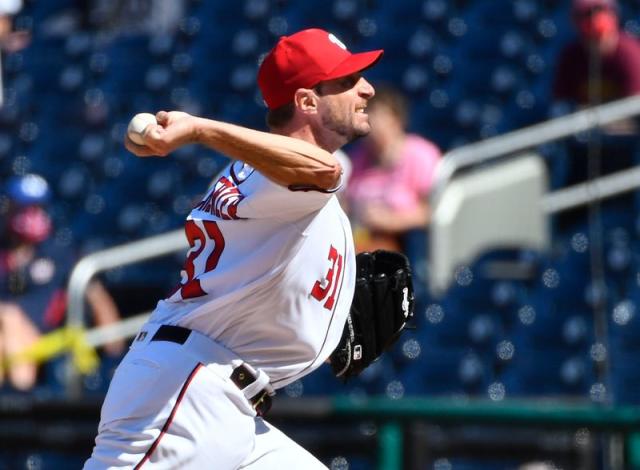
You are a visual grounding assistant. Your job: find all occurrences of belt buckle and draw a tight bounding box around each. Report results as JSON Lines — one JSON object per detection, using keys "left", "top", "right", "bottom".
{"left": 252, "top": 390, "right": 272, "bottom": 417}
{"left": 230, "top": 363, "right": 273, "bottom": 417}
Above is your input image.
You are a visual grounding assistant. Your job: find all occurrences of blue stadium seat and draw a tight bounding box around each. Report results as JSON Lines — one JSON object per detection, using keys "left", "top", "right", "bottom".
{"left": 511, "top": 296, "right": 593, "bottom": 350}
{"left": 609, "top": 288, "right": 640, "bottom": 351}
{"left": 609, "top": 355, "right": 640, "bottom": 405}
{"left": 609, "top": 291, "right": 640, "bottom": 404}
{"left": 406, "top": 27, "right": 438, "bottom": 60}
{"left": 190, "top": 0, "right": 244, "bottom": 24}
{"left": 442, "top": 458, "right": 541, "bottom": 470}
{"left": 402, "top": 346, "right": 491, "bottom": 396}
{"left": 323, "top": 456, "right": 372, "bottom": 470}
{"left": 418, "top": 300, "right": 500, "bottom": 352}
{"left": 500, "top": 349, "right": 593, "bottom": 396}
{"left": 20, "top": 41, "right": 69, "bottom": 104}
{"left": 15, "top": 451, "right": 87, "bottom": 470}
{"left": 230, "top": 29, "right": 262, "bottom": 58}
{"left": 64, "top": 32, "right": 92, "bottom": 61}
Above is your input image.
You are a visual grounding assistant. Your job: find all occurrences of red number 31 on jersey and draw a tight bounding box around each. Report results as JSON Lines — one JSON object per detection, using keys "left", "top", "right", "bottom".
{"left": 311, "top": 245, "right": 344, "bottom": 311}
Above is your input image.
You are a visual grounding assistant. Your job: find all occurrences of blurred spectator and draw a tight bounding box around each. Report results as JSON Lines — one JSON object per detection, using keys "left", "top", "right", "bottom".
{"left": 74, "top": 0, "right": 185, "bottom": 35}
{"left": 0, "top": 0, "right": 28, "bottom": 52}
{"left": 41, "top": 1, "right": 185, "bottom": 36}
{"left": 0, "top": 174, "right": 123, "bottom": 390}
{"left": 551, "top": 0, "right": 640, "bottom": 230}
{"left": 345, "top": 85, "right": 441, "bottom": 260}
{"left": 553, "top": 0, "right": 640, "bottom": 128}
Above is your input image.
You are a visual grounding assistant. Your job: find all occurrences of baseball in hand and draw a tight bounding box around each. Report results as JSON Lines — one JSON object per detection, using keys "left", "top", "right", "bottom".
{"left": 127, "top": 113, "right": 157, "bottom": 145}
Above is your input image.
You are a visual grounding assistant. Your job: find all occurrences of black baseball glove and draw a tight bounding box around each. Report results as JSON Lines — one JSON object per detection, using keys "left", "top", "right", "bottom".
{"left": 330, "top": 250, "right": 415, "bottom": 380}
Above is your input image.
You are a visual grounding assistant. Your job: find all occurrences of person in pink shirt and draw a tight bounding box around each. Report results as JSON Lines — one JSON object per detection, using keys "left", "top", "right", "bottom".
{"left": 346, "top": 85, "right": 441, "bottom": 255}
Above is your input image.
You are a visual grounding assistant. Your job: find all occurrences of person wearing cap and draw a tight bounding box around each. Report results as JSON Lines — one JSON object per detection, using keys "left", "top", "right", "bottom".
{"left": 85, "top": 29, "right": 382, "bottom": 469}
{"left": 0, "top": 173, "right": 124, "bottom": 390}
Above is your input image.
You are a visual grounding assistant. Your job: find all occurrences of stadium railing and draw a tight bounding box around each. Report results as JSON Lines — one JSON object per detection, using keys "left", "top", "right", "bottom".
{"left": 429, "top": 94, "right": 640, "bottom": 295}
{"left": 431, "top": 94, "right": 640, "bottom": 203}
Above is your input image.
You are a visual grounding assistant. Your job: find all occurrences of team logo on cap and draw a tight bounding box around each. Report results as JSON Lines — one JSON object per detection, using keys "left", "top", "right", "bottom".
{"left": 328, "top": 33, "right": 347, "bottom": 50}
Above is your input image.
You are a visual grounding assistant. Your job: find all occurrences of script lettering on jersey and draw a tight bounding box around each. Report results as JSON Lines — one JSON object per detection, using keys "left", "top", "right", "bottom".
{"left": 194, "top": 176, "right": 245, "bottom": 220}
{"left": 311, "top": 245, "right": 344, "bottom": 311}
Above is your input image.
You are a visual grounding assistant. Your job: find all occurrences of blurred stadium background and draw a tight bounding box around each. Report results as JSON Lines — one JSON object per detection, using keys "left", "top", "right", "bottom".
{"left": 3, "top": 0, "right": 640, "bottom": 469}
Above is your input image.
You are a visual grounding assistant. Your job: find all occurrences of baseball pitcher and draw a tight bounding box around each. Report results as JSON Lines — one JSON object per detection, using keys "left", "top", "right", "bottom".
{"left": 84, "top": 28, "right": 413, "bottom": 469}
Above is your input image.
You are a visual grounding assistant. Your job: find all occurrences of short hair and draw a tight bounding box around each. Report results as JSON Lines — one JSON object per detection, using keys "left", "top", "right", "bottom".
{"left": 265, "top": 101, "right": 296, "bottom": 129}
{"left": 369, "top": 84, "right": 409, "bottom": 129}
{"left": 265, "top": 84, "right": 327, "bottom": 129}
{"left": 266, "top": 82, "right": 332, "bottom": 129}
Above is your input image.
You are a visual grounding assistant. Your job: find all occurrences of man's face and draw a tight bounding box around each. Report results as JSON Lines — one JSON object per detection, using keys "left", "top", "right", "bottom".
{"left": 315, "top": 73, "right": 375, "bottom": 144}
{"left": 7, "top": 204, "right": 52, "bottom": 245}
{"left": 574, "top": 6, "right": 619, "bottom": 43}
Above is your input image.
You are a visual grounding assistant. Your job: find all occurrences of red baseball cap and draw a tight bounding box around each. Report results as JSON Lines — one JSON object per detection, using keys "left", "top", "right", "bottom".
{"left": 257, "top": 28, "right": 383, "bottom": 109}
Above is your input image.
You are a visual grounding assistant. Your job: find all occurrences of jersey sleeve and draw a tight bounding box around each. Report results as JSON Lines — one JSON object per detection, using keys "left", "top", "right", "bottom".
{"left": 193, "top": 161, "right": 340, "bottom": 221}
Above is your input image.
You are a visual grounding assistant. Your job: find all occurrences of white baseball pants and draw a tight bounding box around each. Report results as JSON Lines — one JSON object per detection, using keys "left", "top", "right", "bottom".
{"left": 83, "top": 323, "right": 327, "bottom": 469}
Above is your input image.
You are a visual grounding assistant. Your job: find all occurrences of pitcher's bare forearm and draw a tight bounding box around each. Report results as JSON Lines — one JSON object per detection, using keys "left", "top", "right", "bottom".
{"left": 125, "top": 111, "right": 342, "bottom": 190}
{"left": 192, "top": 118, "right": 341, "bottom": 189}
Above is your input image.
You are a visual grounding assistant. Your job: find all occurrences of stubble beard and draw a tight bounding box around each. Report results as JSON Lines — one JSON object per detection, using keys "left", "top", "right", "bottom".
{"left": 321, "top": 112, "right": 370, "bottom": 145}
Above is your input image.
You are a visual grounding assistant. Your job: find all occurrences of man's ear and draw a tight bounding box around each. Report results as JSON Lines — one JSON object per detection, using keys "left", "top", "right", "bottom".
{"left": 294, "top": 88, "right": 319, "bottom": 114}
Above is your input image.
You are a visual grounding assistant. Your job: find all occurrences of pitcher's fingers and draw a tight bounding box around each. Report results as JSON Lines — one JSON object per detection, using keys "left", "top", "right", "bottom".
{"left": 124, "top": 135, "right": 159, "bottom": 157}
{"left": 155, "top": 110, "right": 169, "bottom": 126}
{"left": 146, "top": 124, "right": 166, "bottom": 141}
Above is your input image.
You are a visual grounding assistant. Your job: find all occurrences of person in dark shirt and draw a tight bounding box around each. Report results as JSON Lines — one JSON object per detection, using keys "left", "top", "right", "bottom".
{"left": 553, "top": 0, "right": 640, "bottom": 108}
{"left": 551, "top": 0, "right": 640, "bottom": 231}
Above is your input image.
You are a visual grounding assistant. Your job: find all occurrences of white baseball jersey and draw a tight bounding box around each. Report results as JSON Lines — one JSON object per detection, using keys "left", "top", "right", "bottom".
{"left": 148, "top": 160, "right": 356, "bottom": 389}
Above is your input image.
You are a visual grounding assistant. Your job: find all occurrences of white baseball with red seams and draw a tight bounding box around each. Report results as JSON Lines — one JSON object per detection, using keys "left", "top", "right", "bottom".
{"left": 127, "top": 113, "right": 157, "bottom": 145}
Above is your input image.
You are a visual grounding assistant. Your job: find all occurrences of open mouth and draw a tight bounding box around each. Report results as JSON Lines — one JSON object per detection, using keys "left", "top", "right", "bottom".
{"left": 355, "top": 106, "right": 367, "bottom": 114}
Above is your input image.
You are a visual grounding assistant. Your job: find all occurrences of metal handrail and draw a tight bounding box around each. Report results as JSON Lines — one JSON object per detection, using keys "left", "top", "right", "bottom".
{"left": 84, "top": 312, "right": 151, "bottom": 347}
{"left": 543, "top": 165, "right": 640, "bottom": 214}
{"left": 432, "top": 94, "right": 640, "bottom": 204}
{"left": 66, "top": 229, "right": 187, "bottom": 330}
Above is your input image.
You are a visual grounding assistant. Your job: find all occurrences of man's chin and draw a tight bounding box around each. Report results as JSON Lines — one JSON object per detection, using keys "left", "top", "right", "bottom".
{"left": 326, "top": 121, "right": 370, "bottom": 146}
{"left": 353, "top": 123, "right": 371, "bottom": 139}
{"left": 346, "top": 129, "right": 369, "bottom": 145}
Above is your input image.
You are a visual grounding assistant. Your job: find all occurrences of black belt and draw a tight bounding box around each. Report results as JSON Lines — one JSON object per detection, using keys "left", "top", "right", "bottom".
{"left": 150, "top": 325, "right": 272, "bottom": 417}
